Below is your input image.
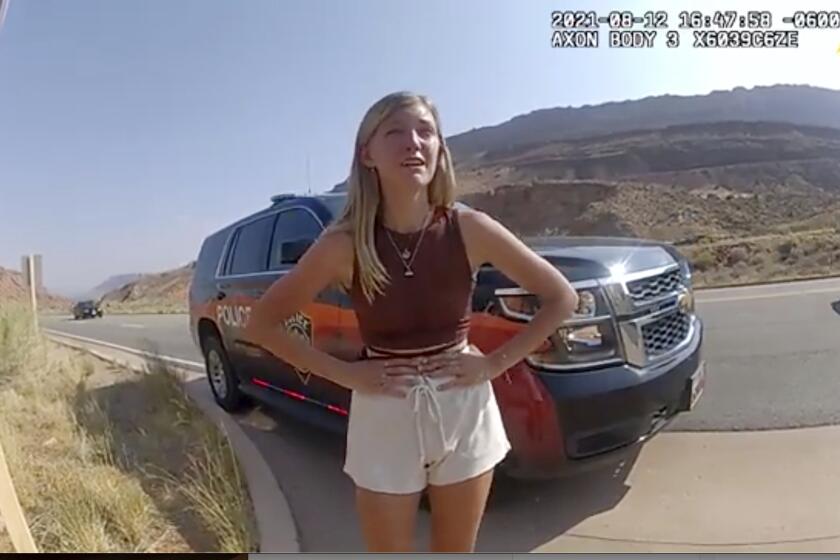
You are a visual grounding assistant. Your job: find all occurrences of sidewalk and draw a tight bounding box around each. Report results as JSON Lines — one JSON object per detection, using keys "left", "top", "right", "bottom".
{"left": 535, "top": 426, "right": 840, "bottom": 552}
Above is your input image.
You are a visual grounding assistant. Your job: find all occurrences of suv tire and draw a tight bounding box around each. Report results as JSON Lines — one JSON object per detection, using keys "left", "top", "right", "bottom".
{"left": 202, "top": 333, "right": 250, "bottom": 412}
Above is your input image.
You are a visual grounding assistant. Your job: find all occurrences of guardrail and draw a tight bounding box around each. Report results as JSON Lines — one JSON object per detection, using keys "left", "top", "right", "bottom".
{"left": 40, "top": 328, "right": 205, "bottom": 373}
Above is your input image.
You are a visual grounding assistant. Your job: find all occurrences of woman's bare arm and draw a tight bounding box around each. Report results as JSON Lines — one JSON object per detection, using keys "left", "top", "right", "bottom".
{"left": 242, "top": 229, "right": 355, "bottom": 387}
{"left": 459, "top": 209, "right": 579, "bottom": 375}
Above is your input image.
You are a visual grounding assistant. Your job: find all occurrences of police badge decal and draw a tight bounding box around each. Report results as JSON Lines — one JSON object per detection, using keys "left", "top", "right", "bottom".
{"left": 283, "top": 312, "right": 314, "bottom": 384}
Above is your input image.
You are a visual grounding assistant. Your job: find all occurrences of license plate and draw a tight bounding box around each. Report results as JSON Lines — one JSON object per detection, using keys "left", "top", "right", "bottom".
{"left": 689, "top": 361, "right": 706, "bottom": 410}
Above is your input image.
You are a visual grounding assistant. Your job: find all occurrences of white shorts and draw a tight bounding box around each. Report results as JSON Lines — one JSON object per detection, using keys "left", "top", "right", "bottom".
{"left": 343, "top": 343, "right": 512, "bottom": 495}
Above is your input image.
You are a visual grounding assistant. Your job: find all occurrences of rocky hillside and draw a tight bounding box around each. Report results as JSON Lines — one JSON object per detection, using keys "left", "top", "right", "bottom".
{"left": 98, "top": 262, "right": 194, "bottom": 314}
{"left": 451, "top": 113, "right": 840, "bottom": 287}
{"left": 0, "top": 266, "right": 73, "bottom": 312}
{"left": 455, "top": 120, "right": 840, "bottom": 242}
{"left": 447, "top": 84, "right": 840, "bottom": 163}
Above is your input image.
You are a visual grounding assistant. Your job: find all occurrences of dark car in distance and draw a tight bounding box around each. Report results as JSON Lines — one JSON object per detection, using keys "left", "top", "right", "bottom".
{"left": 188, "top": 192, "right": 706, "bottom": 478}
{"left": 72, "top": 300, "right": 103, "bottom": 320}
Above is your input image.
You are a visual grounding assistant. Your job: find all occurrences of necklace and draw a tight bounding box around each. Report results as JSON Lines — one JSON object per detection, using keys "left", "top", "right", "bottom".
{"left": 383, "top": 210, "right": 434, "bottom": 278}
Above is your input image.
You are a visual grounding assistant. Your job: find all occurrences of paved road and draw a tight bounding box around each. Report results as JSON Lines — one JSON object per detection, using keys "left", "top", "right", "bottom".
{"left": 41, "top": 276, "right": 840, "bottom": 431}
{"left": 671, "top": 277, "right": 840, "bottom": 431}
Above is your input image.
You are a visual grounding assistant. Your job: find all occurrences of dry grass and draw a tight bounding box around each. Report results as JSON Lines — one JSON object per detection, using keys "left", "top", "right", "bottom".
{"left": 0, "top": 305, "right": 257, "bottom": 553}
{"left": 135, "top": 358, "right": 256, "bottom": 552}
{"left": 175, "top": 429, "right": 254, "bottom": 552}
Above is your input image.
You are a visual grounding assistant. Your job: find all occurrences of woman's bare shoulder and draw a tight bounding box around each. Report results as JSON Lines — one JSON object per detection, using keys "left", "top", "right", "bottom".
{"left": 454, "top": 206, "right": 496, "bottom": 270}
{"left": 457, "top": 206, "right": 518, "bottom": 240}
{"left": 454, "top": 205, "right": 487, "bottom": 224}
{"left": 320, "top": 225, "right": 355, "bottom": 290}
{"left": 321, "top": 225, "right": 353, "bottom": 247}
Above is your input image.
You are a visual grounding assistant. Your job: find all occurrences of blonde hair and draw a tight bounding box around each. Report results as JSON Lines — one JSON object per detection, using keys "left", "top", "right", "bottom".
{"left": 326, "top": 91, "right": 458, "bottom": 305}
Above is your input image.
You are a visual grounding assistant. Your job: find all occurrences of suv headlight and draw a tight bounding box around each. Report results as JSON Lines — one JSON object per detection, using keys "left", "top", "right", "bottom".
{"left": 496, "top": 287, "right": 623, "bottom": 370}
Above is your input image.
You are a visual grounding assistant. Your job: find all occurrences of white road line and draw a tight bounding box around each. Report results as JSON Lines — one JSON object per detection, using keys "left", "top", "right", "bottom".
{"left": 697, "top": 286, "right": 840, "bottom": 304}
{"left": 119, "top": 323, "right": 146, "bottom": 329}
{"left": 42, "top": 328, "right": 204, "bottom": 370}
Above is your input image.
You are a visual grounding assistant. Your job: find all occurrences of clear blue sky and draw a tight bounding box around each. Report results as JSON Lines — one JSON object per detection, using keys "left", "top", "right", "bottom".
{"left": 1, "top": 0, "right": 839, "bottom": 297}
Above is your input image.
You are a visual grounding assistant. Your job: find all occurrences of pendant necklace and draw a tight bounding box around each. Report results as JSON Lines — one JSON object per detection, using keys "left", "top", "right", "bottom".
{"left": 384, "top": 210, "right": 433, "bottom": 278}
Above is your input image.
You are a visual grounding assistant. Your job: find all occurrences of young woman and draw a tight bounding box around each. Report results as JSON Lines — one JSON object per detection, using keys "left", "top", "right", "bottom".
{"left": 244, "top": 91, "right": 579, "bottom": 552}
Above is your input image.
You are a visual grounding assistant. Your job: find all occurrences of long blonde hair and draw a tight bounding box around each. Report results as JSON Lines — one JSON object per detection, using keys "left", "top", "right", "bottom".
{"left": 326, "top": 91, "right": 458, "bottom": 304}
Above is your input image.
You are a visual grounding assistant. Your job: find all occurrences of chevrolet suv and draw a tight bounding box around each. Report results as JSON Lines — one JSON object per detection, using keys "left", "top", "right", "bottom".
{"left": 189, "top": 191, "right": 705, "bottom": 478}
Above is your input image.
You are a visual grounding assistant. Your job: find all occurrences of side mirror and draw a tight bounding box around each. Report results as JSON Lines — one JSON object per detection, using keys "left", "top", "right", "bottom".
{"left": 281, "top": 238, "right": 314, "bottom": 264}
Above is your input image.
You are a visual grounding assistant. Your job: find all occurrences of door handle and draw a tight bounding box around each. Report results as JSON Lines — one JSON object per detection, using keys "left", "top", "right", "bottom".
{"left": 216, "top": 290, "right": 227, "bottom": 301}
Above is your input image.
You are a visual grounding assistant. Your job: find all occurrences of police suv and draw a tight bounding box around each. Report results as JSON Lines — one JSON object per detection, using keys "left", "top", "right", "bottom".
{"left": 189, "top": 191, "right": 705, "bottom": 478}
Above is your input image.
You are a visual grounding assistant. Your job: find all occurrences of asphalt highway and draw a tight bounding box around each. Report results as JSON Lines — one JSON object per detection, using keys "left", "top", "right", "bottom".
{"left": 42, "top": 276, "right": 840, "bottom": 431}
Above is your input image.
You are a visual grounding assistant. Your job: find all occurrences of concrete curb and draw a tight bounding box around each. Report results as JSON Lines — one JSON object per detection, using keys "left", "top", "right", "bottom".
{"left": 43, "top": 332, "right": 300, "bottom": 553}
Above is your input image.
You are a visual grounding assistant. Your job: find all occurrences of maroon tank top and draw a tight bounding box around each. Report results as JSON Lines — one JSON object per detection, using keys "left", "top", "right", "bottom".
{"left": 350, "top": 206, "right": 476, "bottom": 356}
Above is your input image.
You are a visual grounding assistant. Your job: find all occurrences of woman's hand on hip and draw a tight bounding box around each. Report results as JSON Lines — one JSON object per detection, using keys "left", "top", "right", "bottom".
{"left": 338, "top": 358, "right": 420, "bottom": 398}
{"left": 416, "top": 347, "right": 501, "bottom": 390}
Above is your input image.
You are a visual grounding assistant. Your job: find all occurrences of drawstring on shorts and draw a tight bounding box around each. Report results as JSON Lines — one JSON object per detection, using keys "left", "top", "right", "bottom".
{"left": 345, "top": 340, "right": 511, "bottom": 494}
{"left": 362, "top": 342, "right": 466, "bottom": 469}
{"left": 407, "top": 375, "right": 454, "bottom": 469}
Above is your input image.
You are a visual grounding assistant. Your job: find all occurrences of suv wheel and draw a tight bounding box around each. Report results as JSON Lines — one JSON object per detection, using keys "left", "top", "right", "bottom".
{"left": 202, "top": 334, "right": 250, "bottom": 412}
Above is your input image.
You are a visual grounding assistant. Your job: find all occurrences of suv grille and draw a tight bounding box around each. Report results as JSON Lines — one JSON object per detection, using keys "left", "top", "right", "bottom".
{"left": 627, "top": 268, "right": 683, "bottom": 304}
{"left": 642, "top": 310, "right": 691, "bottom": 357}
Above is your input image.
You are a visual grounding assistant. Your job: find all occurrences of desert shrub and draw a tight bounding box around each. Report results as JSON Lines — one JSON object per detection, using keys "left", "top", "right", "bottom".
{"left": 777, "top": 239, "right": 799, "bottom": 261}
{"left": 726, "top": 246, "right": 749, "bottom": 266}
{"left": 691, "top": 247, "right": 717, "bottom": 272}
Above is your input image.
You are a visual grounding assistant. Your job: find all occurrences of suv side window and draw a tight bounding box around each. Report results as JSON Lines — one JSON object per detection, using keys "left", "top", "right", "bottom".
{"left": 227, "top": 215, "right": 276, "bottom": 275}
{"left": 269, "top": 208, "right": 323, "bottom": 270}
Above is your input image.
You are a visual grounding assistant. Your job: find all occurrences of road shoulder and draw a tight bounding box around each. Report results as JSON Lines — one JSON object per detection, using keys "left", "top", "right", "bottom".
{"left": 44, "top": 332, "right": 300, "bottom": 553}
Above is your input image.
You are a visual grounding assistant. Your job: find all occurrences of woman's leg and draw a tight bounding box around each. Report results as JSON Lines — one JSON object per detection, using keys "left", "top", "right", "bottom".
{"left": 355, "top": 486, "right": 423, "bottom": 552}
{"left": 427, "top": 468, "right": 494, "bottom": 552}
